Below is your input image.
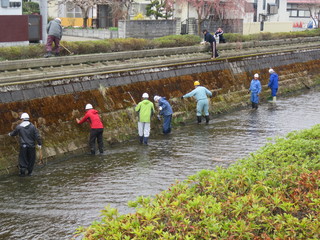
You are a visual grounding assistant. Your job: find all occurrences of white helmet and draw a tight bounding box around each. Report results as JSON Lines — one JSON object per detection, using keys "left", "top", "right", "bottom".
{"left": 142, "top": 93, "right": 149, "bottom": 99}
{"left": 154, "top": 95, "right": 161, "bottom": 102}
{"left": 55, "top": 18, "right": 61, "bottom": 23}
{"left": 85, "top": 104, "right": 93, "bottom": 110}
{"left": 269, "top": 68, "right": 274, "bottom": 73}
{"left": 254, "top": 73, "right": 259, "bottom": 78}
{"left": 21, "top": 113, "right": 30, "bottom": 120}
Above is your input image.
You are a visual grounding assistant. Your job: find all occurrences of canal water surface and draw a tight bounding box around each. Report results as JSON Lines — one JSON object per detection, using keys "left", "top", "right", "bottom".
{"left": 0, "top": 89, "right": 320, "bottom": 240}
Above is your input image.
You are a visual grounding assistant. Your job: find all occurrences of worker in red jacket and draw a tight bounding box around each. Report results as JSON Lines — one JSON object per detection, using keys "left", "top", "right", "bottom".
{"left": 76, "top": 104, "right": 104, "bottom": 155}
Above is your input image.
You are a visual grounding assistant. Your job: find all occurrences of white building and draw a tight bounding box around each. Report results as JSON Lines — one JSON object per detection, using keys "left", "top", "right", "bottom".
{"left": 0, "top": 0, "right": 22, "bottom": 15}
{"left": 287, "top": 0, "right": 320, "bottom": 28}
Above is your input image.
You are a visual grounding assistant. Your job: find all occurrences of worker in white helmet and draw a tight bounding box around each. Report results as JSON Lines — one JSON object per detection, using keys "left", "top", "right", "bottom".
{"left": 76, "top": 104, "right": 104, "bottom": 155}
{"left": 8, "top": 113, "right": 42, "bottom": 176}
{"left": 135, "top": 93, "right": 155, "bottom": 145}
{"left": 268, "top": 68, "right": 279, "bottom": 102}
{"left": 248, "top": 73, "right": 262, "bottom": 109}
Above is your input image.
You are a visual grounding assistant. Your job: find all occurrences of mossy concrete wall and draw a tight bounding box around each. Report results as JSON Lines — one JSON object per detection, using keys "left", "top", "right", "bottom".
{"left": 1, "top": 49, "right": 320, "bottom": 174}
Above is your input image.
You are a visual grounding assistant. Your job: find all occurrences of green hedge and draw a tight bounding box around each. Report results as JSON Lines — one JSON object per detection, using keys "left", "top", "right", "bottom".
{"left": 76, "top": 124, "right": 320, "bottom": 239}
{"left": 224, "top": 28, "right": 320, "bottom": 42}
{"left": 0, "top": 35, "right": 201, "bottom": 61}
{"left": 1, "top": 29, "right": 320, "bottom": 61}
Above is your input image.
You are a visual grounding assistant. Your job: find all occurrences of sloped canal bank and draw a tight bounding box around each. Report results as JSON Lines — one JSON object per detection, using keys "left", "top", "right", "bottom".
{"left": 0, "top": 89, "right": 320, "bottom": 240}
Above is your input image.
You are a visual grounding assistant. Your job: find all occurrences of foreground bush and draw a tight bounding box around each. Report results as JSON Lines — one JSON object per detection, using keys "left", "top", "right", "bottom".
{"left": 76, "top": 124, "right": 320, "bottom": 239}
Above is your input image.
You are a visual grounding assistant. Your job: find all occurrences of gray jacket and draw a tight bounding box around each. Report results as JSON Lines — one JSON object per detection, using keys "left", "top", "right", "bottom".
{"left": 47, "top": 19, "right": 62, "bottom": 39}
{"left": 9, "top": 121, "right": 42, "bottom": 148}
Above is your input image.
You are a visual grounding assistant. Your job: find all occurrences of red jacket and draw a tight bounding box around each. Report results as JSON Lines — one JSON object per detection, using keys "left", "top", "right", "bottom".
{"left": 78, "top": 109, "right": 104, "bottom": 129}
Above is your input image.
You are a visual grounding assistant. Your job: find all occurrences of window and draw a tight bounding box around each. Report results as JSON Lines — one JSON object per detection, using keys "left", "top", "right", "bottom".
{"left": 66, "top": 2, "right": 82, "bottom": 18}
{"left": 290, "top": 10, "right": 298, "bottom": 17}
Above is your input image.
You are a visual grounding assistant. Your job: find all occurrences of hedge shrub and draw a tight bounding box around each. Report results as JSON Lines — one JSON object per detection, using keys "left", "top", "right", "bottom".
{"left": 0, "top": 29, "right": 319, "bottom": 61}
{"left": 75, "top": 124, "right": 320, "bottom": 239}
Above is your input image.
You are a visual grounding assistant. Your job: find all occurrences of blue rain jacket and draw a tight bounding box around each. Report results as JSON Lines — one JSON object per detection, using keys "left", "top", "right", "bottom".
{"left": 249, "top": 79, "right": 262, "bottom": 104}
{"left": 249, "top": 79, "right": 262, "bottom": 94}
{"left": 183, "top": 86, "right": 212, "bottom": 100}
{"left": 268, "top": 73, "right": 279, "bottom": 89}
{"left": 158, "top": 97, "right": 173, "bottom": 116}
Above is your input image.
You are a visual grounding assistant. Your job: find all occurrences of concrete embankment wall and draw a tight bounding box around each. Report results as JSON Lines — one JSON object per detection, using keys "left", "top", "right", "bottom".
{"left": 1, "top": 49, "right": 320, "bottom": 174}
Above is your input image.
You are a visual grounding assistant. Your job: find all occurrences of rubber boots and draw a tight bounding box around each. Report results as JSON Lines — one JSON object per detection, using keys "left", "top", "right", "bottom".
{"left": 19, "top": 168, "right": 26, "bottom": 177}
{"left": 44, "top": 51, "right": 52, "bottom": 58}
{"left": 251, "top": 102, "right": 255, "bottom": 109}
{"left": 273, "top": 96, "right": 277, "bottom": 102}
{"left": 143, "top": 137, "right": 148, "bottom": 145}
{"left": 197, "top": 116, "right": 202, "bottom": 124}
{"left": 205, "top": 116, "right": 210, "bottom": 124}
{"left": 139, "top": 136, "right": 143, "bottom": 144}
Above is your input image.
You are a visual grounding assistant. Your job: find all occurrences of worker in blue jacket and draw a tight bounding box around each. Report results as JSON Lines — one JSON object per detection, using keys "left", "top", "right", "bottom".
{"left": 249, "top": 73, "right": 262, "bottom": 109}
{"left": 268, "top": 68, "right": 279, "bottom": 102}
{"left": 181, "top": 81, "right": 212, "bottom": 124}
{"left": 154, "top": 95, "right": 173, "bottom": 134}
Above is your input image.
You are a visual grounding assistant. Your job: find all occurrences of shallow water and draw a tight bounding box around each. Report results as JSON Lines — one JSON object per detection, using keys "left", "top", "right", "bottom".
{"left": 1, "top": 89, "right": 320, "bottom": 240}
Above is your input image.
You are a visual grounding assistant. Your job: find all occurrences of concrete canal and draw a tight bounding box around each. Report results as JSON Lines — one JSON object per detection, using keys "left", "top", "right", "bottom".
{"left": 0, "top": 88, "right": 320, "bottom": 240}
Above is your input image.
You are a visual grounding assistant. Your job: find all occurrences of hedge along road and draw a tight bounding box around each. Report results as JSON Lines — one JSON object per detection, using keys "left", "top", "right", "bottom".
{"left": 0, "top": 88, "right": 320, "bottom": 240}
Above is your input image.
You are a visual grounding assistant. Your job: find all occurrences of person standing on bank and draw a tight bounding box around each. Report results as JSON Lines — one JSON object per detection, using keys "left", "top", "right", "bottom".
{"left": 215, "top": 27, "right": 226, "bottom": 43}
{"left": 45, "top": 18, "right": 63, "bottom": 58}
{"left": 154, "top": 95, "right": 173, "bottom": 134}
{"left": 268, "top": 68, "right": 279, "bottom": 102}
{"left": 8, "top": 113, "right": 42, "bottom": 176}
{"left": 135, "top": 93, "right": 155, "bottom": 145}
{"left": 249, "top": 73, "right": 262, "bottom": 109}
{"left": 181, "top": 81, "right": 213, "bottom": 124}
{"left": 202, "top": 29, "right": 219, "bottom": 59}
{"left": 76, "top": 104, "right": 104, "bottom": 155}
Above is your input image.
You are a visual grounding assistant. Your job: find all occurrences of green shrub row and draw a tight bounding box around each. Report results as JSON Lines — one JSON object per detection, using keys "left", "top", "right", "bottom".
{"left": 76, "top": 124, "right": 320, "bottom": 239}
{"left": 1, "top": 29, "right": 320, "bottom": 61}
{"left": 224, "top": 28, "right": 320, "bottom": 42}
{"left": 0, "top": 35, "right": 201, "bottom": 61}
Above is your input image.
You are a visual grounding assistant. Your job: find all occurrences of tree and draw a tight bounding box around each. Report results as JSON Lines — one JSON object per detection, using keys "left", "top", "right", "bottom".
{"left": 146, "top": 0, "right": 173, "bottom": 20}
{"left": 170, "top": 0, "right": 251, "bottom": 36}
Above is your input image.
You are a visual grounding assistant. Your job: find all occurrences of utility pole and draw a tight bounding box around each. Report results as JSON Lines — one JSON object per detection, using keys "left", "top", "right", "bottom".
{"left": 39, "top": 0, "right": 48, "bottom": 44}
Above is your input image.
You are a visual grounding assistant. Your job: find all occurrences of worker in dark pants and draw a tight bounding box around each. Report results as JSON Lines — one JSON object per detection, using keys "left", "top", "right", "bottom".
{"left": 154, "top": 95, "right": 173, "bottom": 134}
{"left": 76, "top": 104, "right": 104, "bottom": 155}
{"left": 202, "top": 29, "right": 219, "bottom": 59}
{"left": 8, "top": 113, "right": 42, "bottom": 176}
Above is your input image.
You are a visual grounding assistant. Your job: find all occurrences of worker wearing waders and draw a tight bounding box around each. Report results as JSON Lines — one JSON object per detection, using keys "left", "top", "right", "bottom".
{"left": 268, "top": 68, "right": 279, "bottom": 102}
{"left": 181, "top": 81, "right": 213, "bottom": 124}
{"left": 135, "top": 93, "right": 155, "bottom": 145}
{"left": 249, "top": 73, "right": 262, "bottom": 109}
{"left": 154, "top": 95, "right": 173, "bottom": 134}
{"left": 8, "top": 113, "right": 42, "bottom": 176}
{"left": 76, "top": 104, "right": 104, "bottom": 155}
